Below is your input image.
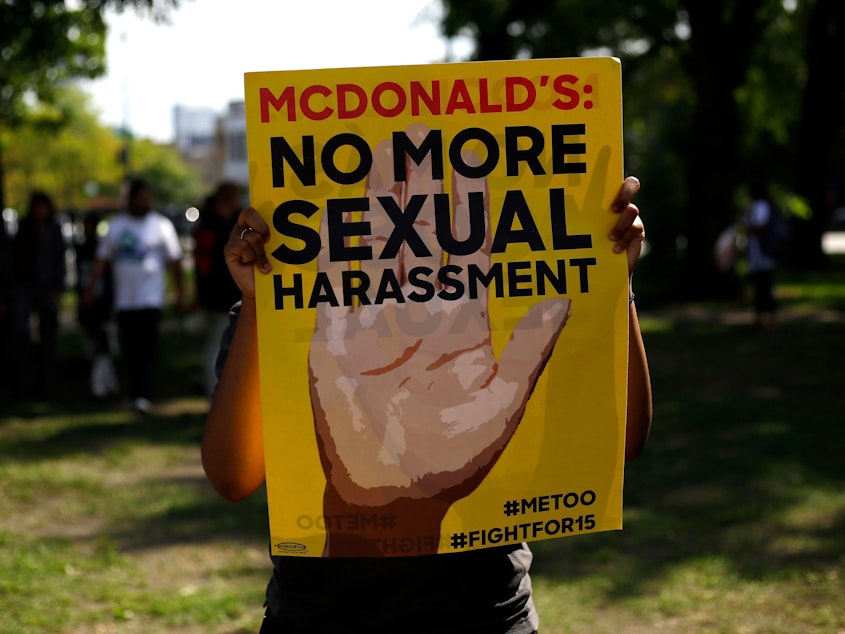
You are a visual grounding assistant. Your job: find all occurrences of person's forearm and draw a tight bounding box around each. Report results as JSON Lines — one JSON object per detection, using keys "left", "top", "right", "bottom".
{"left": 85, "top": 259, "right": 107, "bottom": 297}
{"left": 170, "top": 261, "right": 185, "bottom": 304}
{"left": 625, "top": 299, "right": 653, "bottom": 461}
{"left": 201, "top": 299, "right": 266, "bottom": 500}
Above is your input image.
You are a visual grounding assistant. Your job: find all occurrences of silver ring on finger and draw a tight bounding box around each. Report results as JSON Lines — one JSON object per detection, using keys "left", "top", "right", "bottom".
{"left": 240, "top": 226, "right": 252, "bottom": 240}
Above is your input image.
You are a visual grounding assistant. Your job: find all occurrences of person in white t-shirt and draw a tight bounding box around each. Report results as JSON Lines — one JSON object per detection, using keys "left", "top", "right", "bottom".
{"left": 84, "top": 179, "right": 184, "bottom": 412}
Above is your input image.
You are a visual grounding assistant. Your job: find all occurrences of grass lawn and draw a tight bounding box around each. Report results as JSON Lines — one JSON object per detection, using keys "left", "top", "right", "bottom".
{"left": 1, "top": 263, "right": 843, "bottom": 633}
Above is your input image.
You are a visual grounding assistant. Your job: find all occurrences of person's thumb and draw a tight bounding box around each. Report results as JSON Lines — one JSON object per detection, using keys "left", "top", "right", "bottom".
{"left": 498, "top": 298, "right": 571, "bottom": 390}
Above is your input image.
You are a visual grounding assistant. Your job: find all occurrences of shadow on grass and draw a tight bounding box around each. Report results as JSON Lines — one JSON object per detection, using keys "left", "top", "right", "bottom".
{"left": 112, "top": 479, "right": 273, "bottom": 550}
{"left": 530, "top": 314, "right": 845, "bottom": 601}
{"left": 0, "top": 323, "right": 278, "bottom": 560}
{"left": 2, "top": 302, "right": 843, "bottom": 604}
{"left": 0, "top": 406, "right": 206, "bottom": 458}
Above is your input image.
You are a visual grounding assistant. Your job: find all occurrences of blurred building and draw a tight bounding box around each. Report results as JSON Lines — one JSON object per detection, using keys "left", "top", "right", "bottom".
{"left": 219, "top": 101, "right": 248, "bottom": 187}
{"left": 171, "top": 102, "right": 248, "bottom": 190}
{"left": 173, "top": 105, "right": 223, "bottom": 188}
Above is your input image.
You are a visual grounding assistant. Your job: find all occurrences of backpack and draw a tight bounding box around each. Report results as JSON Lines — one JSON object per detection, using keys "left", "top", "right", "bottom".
{"left": 759, "top": 205, "right": 791, "bottom": 259}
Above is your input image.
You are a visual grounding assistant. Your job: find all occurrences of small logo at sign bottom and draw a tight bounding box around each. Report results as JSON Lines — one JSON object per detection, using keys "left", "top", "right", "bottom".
{"left": 276, "top": 542, "right": 308, "bottom": 554}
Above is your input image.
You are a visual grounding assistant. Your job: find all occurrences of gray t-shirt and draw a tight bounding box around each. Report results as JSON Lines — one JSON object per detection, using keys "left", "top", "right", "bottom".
{"left": 216, "top": 302, "right": 539, "bottom": 633}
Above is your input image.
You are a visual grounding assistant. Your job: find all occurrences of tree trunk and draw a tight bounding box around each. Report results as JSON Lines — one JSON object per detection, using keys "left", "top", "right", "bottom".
{"left": 682, "top": 85, "right": 742, "bottom": 297}
{"left": 679, "top": 0, "right": 769, "bottom": 297}
{"left": 0, "top": 129, "right": 5, "bottom": 213}
{"left": 792, "top": 0, "right": 845, "bottom": 269}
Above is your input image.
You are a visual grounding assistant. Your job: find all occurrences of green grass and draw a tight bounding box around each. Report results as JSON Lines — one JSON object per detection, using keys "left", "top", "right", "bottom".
{"left": 1, "top": 264, "right": 844, "bottom": 633}
{"left": 526, "top": 262, "right": 845, "bottom": 634}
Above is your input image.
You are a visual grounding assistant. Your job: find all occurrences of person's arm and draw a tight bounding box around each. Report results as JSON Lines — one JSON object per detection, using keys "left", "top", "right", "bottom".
{"left": 161, "top": 217, "right": 186, "bottom": 313}
{"left": 201, "top": 299, "right": 266, "bottom": 501}
{"left": 193, "top": 225, "right": 213, "bottom": 307}
{"left": 608, "top": 177, "right": 653, "bottom": 461}
{"left": 168, "top": 258, "right": 185, "bottom": 314}
{"left": 82, "top": 258, "right": 109, "bottom": 307}
{"left": 201, "top": 208, "right": 272, "bottom": 502}
{"left": 625, "top": 296, "right": 652, "bottom": 460}
{"left": 51, "top": 223, "right": 66, "bottom": 298}
{"left": 84, "top": 225, "right": 113, "bottom": 307}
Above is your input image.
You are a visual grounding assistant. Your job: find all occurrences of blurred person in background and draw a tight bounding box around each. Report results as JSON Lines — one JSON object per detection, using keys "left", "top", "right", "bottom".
{"left": 83, "top": 178, "right": 184, "bottom": 413}
{"left": 194, "top": 181, "right": 243, "bottom": 397}
{"left": 76, "top": 212, "right": 120, "bottom": 399}
{"left": 743, "top": 181, "right": 779, "bottom": 332}
{"left": 0, "top": 221, "right": 13, "bottom": 398}
{"left": 11, "top": 191, "right": 66, "bottom": 397}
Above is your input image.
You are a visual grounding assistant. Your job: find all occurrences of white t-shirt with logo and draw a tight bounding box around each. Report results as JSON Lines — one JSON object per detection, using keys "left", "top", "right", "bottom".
{"left": 96, "top": 211, "right": 182, "bottom": 310}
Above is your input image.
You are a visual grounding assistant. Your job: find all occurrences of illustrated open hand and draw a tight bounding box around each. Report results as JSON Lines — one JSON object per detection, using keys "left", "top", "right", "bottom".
{"left": 308, "top": 126, "right": 571, "bottom": 555}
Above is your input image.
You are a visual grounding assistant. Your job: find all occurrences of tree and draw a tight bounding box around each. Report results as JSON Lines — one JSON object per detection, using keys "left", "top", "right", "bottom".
{"left": 0, "top": 0, "right": 177, "bottom": 210}
{"left": 791, "top": 0, "right": 845, "bottom": 269}
{"left": 678, "top": 0, "right": 783, "bottom": 295}
{"left": 130, "top": 138, "right": 204, "bottom": 208}
{"left": 1, "top": 87, "right": 124, "bottom": 212}
{"left": 1, "top": 85, "right": 202, "bottom": 216}
{"left": 439, "top": 0, "right": 840, "bottom": 296}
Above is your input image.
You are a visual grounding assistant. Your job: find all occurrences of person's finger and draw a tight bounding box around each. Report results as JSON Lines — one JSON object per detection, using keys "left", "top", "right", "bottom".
{"left": 358, "top": 139, "right": 402, "bottom": 284}
{"left": 610, "top": 176, "right": 640, "bottom": 214}
{"left": 447, "top": 150, "right": 490, "bottom": 294}
{"left": 223, "top": 239, "right": 258, "bottom": 298}
{"left": 617, "top": 216, "right": 645, "bottom": 275}
{"left": 615, "top": 216, "right": 644, "bottom": 246}
{"left": 314, "top": 203, "right": 353, "bottom": 333}
{"left": 234, "top": 207, "right": 272, "bottom": 274}
{"left": 224, "top": 236, "right": 258, "bottom": 266}
{"left": 498, "top": 298, "right": 571, "bottom": 389}
{"left": 609, "top": 203, "right": 640, "bottom": 251}
{"left": 234, "top": 207, "right": 270, "bottom": 238}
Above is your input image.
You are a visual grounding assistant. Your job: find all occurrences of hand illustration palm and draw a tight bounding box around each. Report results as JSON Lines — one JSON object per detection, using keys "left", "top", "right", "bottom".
{"left": 309, "top": 126, "right": 570, "bottom": 509}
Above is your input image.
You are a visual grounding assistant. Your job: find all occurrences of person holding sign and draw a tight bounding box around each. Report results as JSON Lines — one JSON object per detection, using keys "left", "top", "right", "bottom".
{"left": 202, "top": 163, "right": 651, "bottom": 632}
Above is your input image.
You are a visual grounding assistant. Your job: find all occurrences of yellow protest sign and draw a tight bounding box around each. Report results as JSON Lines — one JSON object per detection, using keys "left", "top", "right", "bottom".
{"left": 244, "top": 57, "right": 628, "bottom": 558}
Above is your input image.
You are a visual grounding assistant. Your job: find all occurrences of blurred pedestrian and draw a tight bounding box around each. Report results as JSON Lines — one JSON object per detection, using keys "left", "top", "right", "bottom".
{"left": 743, "top": 181, "right": 778, "bottom": 332}
{"left": 11, "top": 191, "right": 66, "bottom": 397}
{"left": 713, "top": 222, "right": 742, "bottom": 299}
{"left": 84, "top": 178, "right": 184, "bottom": 413}
{"left": 193, "top": 181, "right": 243, "bottom": 397}
{"left": 0, "top": 220, "right": 13, "bottom": 397}
{"left": 76, "top": 212, "right": 120, "bottom": 399}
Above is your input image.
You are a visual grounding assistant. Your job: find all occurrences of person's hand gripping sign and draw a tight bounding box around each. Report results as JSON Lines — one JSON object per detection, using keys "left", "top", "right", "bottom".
{"left": 308, "top": 125, "right": 572, "bottom": 556}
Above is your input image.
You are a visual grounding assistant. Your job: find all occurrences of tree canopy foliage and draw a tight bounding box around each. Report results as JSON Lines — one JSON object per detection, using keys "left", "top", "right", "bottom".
{"left": 2, "top": 87, "right": 124, "bottom": 210}
{"left": 440, "top": 0, "right": 845, "bottom": 296}
{"left": 1, "top": 86, "right": 202, "bottom": 215}
{"left": 1, "top": 1, "right": 106, "bottom": 125}
{"left": 0, "top": 0, "right": 179, "bottom": 213}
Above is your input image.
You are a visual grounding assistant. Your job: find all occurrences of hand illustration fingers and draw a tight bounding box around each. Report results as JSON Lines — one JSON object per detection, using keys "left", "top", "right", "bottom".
{"left": 401, "top": 123, "right": 445, "bottom": 277}
{"left": 448, "top": 151, "right": 491, "bottom": 292}
{"left": 313, "top": 184, "right": 399, "bottom": 372}
{"left": 359, "top": 139, "right": 403, "bottom": 284}
{"left": 315, "top": 202, "right": 353, "bottom": 335}
{"left": 498, "top": 298, "right": 571, "bottom": 389}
